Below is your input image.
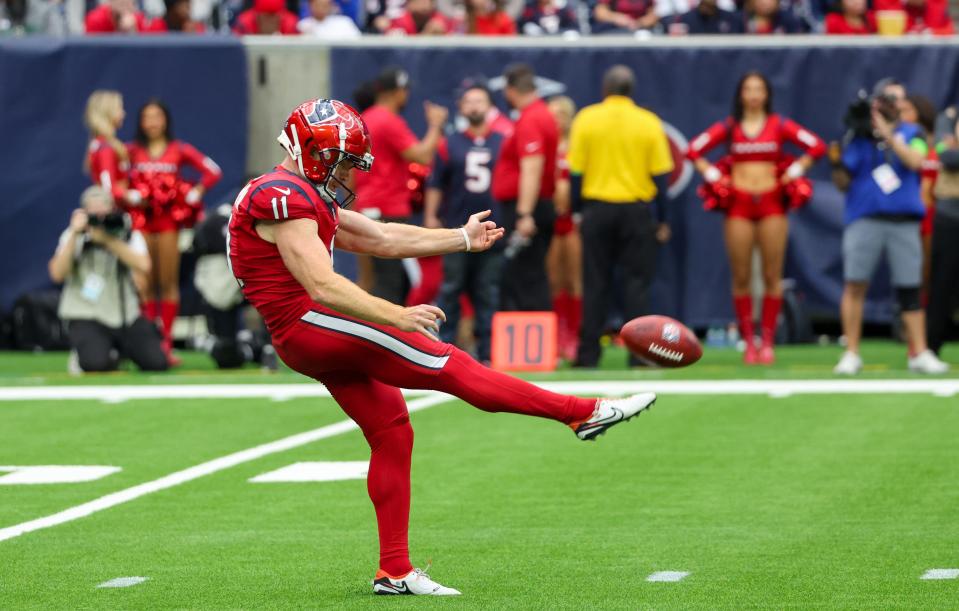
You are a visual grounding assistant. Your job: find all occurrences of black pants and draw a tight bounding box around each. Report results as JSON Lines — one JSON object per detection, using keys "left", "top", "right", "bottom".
{"left": 926, "top": 208, "right": 959, "bottom": 354}
{"left": 436, "top": 249, "right": 505, "bottom": 362}
{"left": 577, "top": 200, "right": 657, "bottom": 367}
{"left": 499, "top": 199, "right": 555, "bottom": 311}
{"left": 371, "top": 216, "right": 411, "bottom": 305}
{"left": 68, "top": 317, "right": 168, "bottom": 372}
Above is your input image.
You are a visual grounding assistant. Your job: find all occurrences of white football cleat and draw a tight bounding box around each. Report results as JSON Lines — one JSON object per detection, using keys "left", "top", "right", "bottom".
{"left": 372, "top": 568, "right": 461, "bottom": 596}
{"left": 908, "top": 350, "right": 949, "bottom": 374}
{"left": 833, "top": 351, "right": 863, "bottom": 376}
{"left": 570, "top": 392, "right": 656, "bottom": 441}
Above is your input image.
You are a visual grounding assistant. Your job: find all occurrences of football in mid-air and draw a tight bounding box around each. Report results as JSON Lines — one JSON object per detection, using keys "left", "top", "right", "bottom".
{"left": 620, "top": 315, "right": 703, "bottom": 368}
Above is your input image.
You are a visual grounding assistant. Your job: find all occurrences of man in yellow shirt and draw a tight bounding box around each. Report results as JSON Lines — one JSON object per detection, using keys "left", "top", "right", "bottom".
{"left": 568, "top": 65, "right": 674, "bottom": 367}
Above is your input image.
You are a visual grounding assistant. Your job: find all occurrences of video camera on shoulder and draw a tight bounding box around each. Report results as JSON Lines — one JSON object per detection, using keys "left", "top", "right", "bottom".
{"left": 87, "top": 210, "right": 132, "bottom": 239}
{"left": 844, "top": 89, "right": 898, "bottom": 140}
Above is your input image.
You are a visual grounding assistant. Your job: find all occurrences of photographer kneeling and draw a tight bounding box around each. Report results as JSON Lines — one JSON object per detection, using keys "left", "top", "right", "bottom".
{"left": 48, "top": 186, "right": 168, "bottom": 373}
{"left": 831, "top": 86, "right": 949, "bottom": 375}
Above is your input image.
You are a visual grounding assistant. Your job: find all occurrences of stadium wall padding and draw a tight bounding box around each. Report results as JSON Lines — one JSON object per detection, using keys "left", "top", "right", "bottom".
{"left": 3, "top": 38, "right": 958, "bottom": 329}
{"left": 0, "top": 37, "right": 248, "bottom": 312}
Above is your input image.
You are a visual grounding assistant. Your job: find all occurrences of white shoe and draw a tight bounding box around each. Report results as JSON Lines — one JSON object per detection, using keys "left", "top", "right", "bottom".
{"left": 833, "top": 351, "right": 863, "bottom": 376}
{"left": 67, "top": 350, "right": 82, "bottom": 376}
{"left": 908, "top": 350, "right": 950, "bottom": 374}
{"left": 372, "top": 568, "right": 461, "bottom": 596}
{"left": 571, "top": 392, "right": 656, "bottom": 441}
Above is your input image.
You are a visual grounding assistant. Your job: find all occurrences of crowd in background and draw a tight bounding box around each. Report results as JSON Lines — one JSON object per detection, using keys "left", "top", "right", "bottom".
{"left": 0, "top": 0, "right": 955, "bottom": 36}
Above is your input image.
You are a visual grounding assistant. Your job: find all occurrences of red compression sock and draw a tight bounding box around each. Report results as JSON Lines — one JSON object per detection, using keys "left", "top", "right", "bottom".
{"left": 761, "top": 295, "right": 782, "bottom": 347}
{"left": 733, "top": 295, "right": 754, "bottom": 345}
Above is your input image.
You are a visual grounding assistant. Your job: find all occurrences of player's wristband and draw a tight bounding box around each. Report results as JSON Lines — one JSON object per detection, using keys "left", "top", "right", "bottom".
{"left": 785, "top": 161, "right": 805, "bottom": 180}
{"left": 703, "top": 166, "right": 722, "bottom": 184}
{"left": 459, "top": 226, "right": 471, "bottom": 252}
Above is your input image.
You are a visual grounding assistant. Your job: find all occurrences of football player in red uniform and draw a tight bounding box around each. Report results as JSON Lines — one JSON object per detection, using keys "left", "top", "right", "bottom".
{"left": 128, "top": 99, "right": 223, "bottom": 363}
{"left": 228, "top": 98, "right": 656, "bottom": 596}
{"left": 687, "top": 71, "right": 825, "bottom": 365}
{"left": 84, "top": 90, "right": 140, "bottom": 209}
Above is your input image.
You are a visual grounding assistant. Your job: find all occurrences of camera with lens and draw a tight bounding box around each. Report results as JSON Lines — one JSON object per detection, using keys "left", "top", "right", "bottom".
{"left": 87, "top": 211, "right": 131, "bottom": 239}
{"left": 843, "top": 89, "right": 899, "bottom": 140}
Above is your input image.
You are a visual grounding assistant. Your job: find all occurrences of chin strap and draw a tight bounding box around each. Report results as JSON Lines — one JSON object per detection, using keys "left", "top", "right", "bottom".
{"left": 277, "top": 126, "right": 306, "bottom": 178}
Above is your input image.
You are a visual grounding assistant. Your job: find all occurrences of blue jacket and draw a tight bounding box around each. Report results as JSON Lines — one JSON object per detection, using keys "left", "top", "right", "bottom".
{"left": 841, "top": 122, "right": 926, "bottom": 225}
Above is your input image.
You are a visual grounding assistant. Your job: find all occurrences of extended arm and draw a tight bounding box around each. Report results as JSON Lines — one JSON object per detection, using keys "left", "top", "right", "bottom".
{"left": 270, "top": 218, "right": 445, "bottom": 338}
{"left": 336, "top": 208, "right": 504, "bottom": 258}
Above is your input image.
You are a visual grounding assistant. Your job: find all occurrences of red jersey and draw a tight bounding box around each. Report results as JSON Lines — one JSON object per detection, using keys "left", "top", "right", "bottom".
{"left": 128, "top": 140, "right": 222, "bottom": 193}
{"left": 471, "top": 12, "right": 517, "bottom": 34}
{"left": 824, "top": 12, "right": 876, "bottom": 34}
{"left": 84, "top": 3, "right": 149, "bottom": 33}
{"left": 686, "top": 114, "right": 826, "bottom": 164}
{"left": 88, "top": 136, "right": 130, "bottom": 203}
{"left": 492, "top": 98, "right": 558, "bottom": 202}
{"left": 387, "top": 10, "right": 455, "bottom": 34}
{"left": 232, "top": 8, "right": 300, "bottom": 34}
{"left": 229, "top": 167, "right": 338, "bottom": 337}
{"left": 145, "top": 19, "right": 207, "bottom": 33}
{"left": 354, "top": 104, "right": 419, "bottom": 218}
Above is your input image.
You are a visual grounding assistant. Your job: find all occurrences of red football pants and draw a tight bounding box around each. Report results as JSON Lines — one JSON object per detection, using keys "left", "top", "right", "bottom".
{"left": 274, "top": 309, "right": 596, "bottom": 576}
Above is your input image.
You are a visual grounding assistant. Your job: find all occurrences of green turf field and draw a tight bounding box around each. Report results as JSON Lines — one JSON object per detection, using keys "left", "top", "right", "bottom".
{"left": 1, "top": 343, "right": 957, "bottom": 609}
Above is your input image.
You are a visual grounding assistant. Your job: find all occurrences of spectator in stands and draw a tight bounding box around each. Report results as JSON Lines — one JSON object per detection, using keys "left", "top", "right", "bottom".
{"left": 830, "top": 81, "right": 949, "bottom": 375}
{"left": 824, "top": 0, "right": 876, "bottom": 34}
{"left": 927, "top": 110, "right": 959, "bottom": 356}
{"left": 353, "top": 67, "right": 449, "bottom": 304}
{"left": 492, "top": 63, "right": 559, "bottom": 312}
{"left": 673, "top": 0, "right": 743, "bottom": 33}
{"left": 874, "top": 0, "right": 955, "bottom": 34}
{"left": 744, "top": 0, "right": 804, "bottom": 32}
{"left": 48, "top": 186, "right": 167, "bottom": 374}
{"left": 147, "top": 0, "right": 206, "bottom": 32}
{"left": 365, "top": 0, "right": 407, "bottom": 32}
{"left": 85, "top": 0, "right": 149, "bottom": 33}
{"left": 424, "top": 82, "right": 506, "bottom": 364}
{"left": 658, "top": 0, "right": 736, "bottom": 29}
{"left": 463, "top": 0, "right": 516, "bottom": 33}
{"left": 127, "top": 99, "right": 222, "bottom": 366}
{"left": 568, "top": 66, "right": 673, "bottom": 368}
{"left": 546, "top": 95, "right": 582, "bottom": 362}
{"left": 518, "top": 0, "right": 580, "bottom": 35}
{"left": 592, "top": 0, "right": 659, "bottom": 33}
{"left": 233, "top": 0, "right": 299, "bottom": 34}
{"left": 298, "top": 0, "right": 362, "bottom": 36}
{"left": 388, "top": 0, "right": 455, "bottom": 33}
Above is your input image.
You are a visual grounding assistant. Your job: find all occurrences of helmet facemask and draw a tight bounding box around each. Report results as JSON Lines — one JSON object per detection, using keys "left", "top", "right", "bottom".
{"left": 315, "top": 147, "right": 373, "bottom": 209}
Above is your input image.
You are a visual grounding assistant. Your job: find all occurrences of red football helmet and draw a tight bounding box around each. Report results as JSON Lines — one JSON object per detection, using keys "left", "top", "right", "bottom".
{"left": 277, "top": 98, "right": 374, "bottom": 208}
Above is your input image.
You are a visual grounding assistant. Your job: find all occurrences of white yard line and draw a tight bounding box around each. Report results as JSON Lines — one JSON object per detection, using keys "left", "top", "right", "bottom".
{"left": 0, "top": 393, "right": 452, "bottom": 544}
{"left": 646, "top": 571, "right": 691, "bottom": 582}
{"left": 0, "top": 379, "right": 957, "bottom": 403}
{"left": 96, "top": 577, "right": 149, "bottom": 588}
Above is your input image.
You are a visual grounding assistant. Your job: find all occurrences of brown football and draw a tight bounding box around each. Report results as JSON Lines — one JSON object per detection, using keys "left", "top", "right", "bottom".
{"left": 620, "top": 315, "right": 702, "bottom": 368}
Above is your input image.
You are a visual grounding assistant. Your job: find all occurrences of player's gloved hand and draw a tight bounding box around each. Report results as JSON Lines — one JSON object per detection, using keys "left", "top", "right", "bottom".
{"left": 126, "top": 189, "right": 143, "bottom": 206}
{"left": 464, "top": 210, "right": 506, "bottom": 252}
{"left": 395, "top": 304, "right": 447, "bottom": 340}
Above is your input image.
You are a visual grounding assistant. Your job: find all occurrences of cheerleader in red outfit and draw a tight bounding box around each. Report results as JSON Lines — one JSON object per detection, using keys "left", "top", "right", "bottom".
{"left": 128, "top": 99, "right": 222, "bottom": 363}
{"left": 547, "top": 96, "right": 583, "bottom": 362}
{"left": 687, "top": 72, "right": 825, "bottom": 364}
{"left": 84, "top": 90, "right": 142, "bottom": 210}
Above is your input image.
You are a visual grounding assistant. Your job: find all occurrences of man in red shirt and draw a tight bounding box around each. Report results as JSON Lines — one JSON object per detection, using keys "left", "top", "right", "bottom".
{"left": 227, "top": 97, "right": 656, "bottom": 596}
{"left": 233, "top": 0, "right": 300, "bottom": 35}
{"left": 354, "top": 67, "right": 448, "bottom": 304}
{"left": 85, "top": 0, "right": 149, "bottom": 33}
{"left": 491, "top": 63, "right": 558, "bottom": 311}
